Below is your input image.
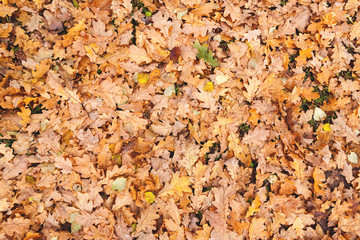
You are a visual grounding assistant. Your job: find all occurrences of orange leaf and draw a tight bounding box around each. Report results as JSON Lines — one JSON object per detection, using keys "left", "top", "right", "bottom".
{"left": 295, "top": 48, "right": 312, "bottom": 66}
{"left": 246, "top": 196, "right": 261, "bottom": 218}
{"left": 32, "top": 59, "right": 51, "bottom": 82}
{"left": 322, "top": 12, "right": 337, "bottom": 26}
{"left": 0, "top": 23, "right": 12, "bottom": 38}
{"left": 317, "top": 67, "right": 332, "bottom": 84}
{"left": 195, "top": 223, "right": 213, "bottom": 240}
{"left": 24, "top": 232, "right": 41, "bottom": 240}
{"left": 313, "top": 167, "right": 326, "bottom": 195}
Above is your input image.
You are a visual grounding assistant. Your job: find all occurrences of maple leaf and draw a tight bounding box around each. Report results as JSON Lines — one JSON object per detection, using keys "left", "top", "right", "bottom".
{"left": 158, "top": 172, "right": 192, "bottom": 198}
{"left": 193, "top": 40, "right": 219, "bottom": 67}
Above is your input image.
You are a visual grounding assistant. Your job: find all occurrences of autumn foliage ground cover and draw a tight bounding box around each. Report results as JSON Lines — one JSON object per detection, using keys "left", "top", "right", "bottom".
{"left": 1, "top": 0, "right": 360, "bottom": 239}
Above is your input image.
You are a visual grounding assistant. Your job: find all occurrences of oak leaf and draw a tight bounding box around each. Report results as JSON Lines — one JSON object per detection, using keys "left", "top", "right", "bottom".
{"left": 246, "top": 196, "right": 261, "bottom": 218}
{"left": 134, "top": 205, "right": 159, "bottom": 236}
{"left": 158, "top": 172, "right": 192, "bottom": 198}
{"left": 17, "top": 107, "right": 31, "bottom": 127}
{"left": 195, "top": 224, "right": 213, "bottom": 240}
{"left": 242, "top": 127, "right": 270, "bottom": 146}
{"left": 0, "top": 4, "right": 17, "bottom": 17}
{"left": 128, "top": 45, "right": 152, "bottom": 64}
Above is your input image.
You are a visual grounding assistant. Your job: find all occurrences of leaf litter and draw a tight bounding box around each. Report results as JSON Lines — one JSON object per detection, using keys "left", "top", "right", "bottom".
{"left": 1, "top": 0, "right": 360, "bottom": 239}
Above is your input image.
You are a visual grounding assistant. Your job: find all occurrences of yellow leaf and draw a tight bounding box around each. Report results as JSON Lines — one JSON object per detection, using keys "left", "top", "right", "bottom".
{"left": 156, "top": 46, "right": 170, "bottom": 57}
{"left": 85, "top": 43, "right": 100, "bottom": 62}
{"left": 144, "top": 192, "right": 155, "bottom": 204}
{"left": 17, "top": 107, "right": 31, "bottom": 127}
{"left": 158, "top": 172, "right": 192, "bottom": 198}
{"left": 203, "top": 82, "right": 214, "bottom": 92}
{"left": 199, "top": 140, "right": 215, "bottom": 156}
{"left": 246, "top": 41, "right": 253, "bottom": 53}
{"left": 246, "top": 196, "right": 261, "bottom": 218}
{"left": 34, "top": 0, "right": 45, "bottom": 7}
{"left": 19, "top": 97, "right": 38, "bottom": 105}
{"left": 323, "top": 123, "right": 332, "bottom": 132}
{"left": 137, "top": 73, "right": 150, "bottom": 84}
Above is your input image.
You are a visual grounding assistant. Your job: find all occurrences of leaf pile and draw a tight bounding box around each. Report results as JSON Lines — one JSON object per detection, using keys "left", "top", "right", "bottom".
{"left": 1, "top": 0, "right": 360, "bottom": 239}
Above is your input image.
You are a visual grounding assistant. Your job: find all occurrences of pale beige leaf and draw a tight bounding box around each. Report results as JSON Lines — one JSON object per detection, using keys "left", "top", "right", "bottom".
{"left": 134, "top": 205, "right": 160, "bottom": 236}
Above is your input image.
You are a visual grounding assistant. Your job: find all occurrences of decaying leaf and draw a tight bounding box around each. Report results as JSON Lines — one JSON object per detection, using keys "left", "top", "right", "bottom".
{"left": 1, "top": 1, "right": 360, "bottom": 239}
